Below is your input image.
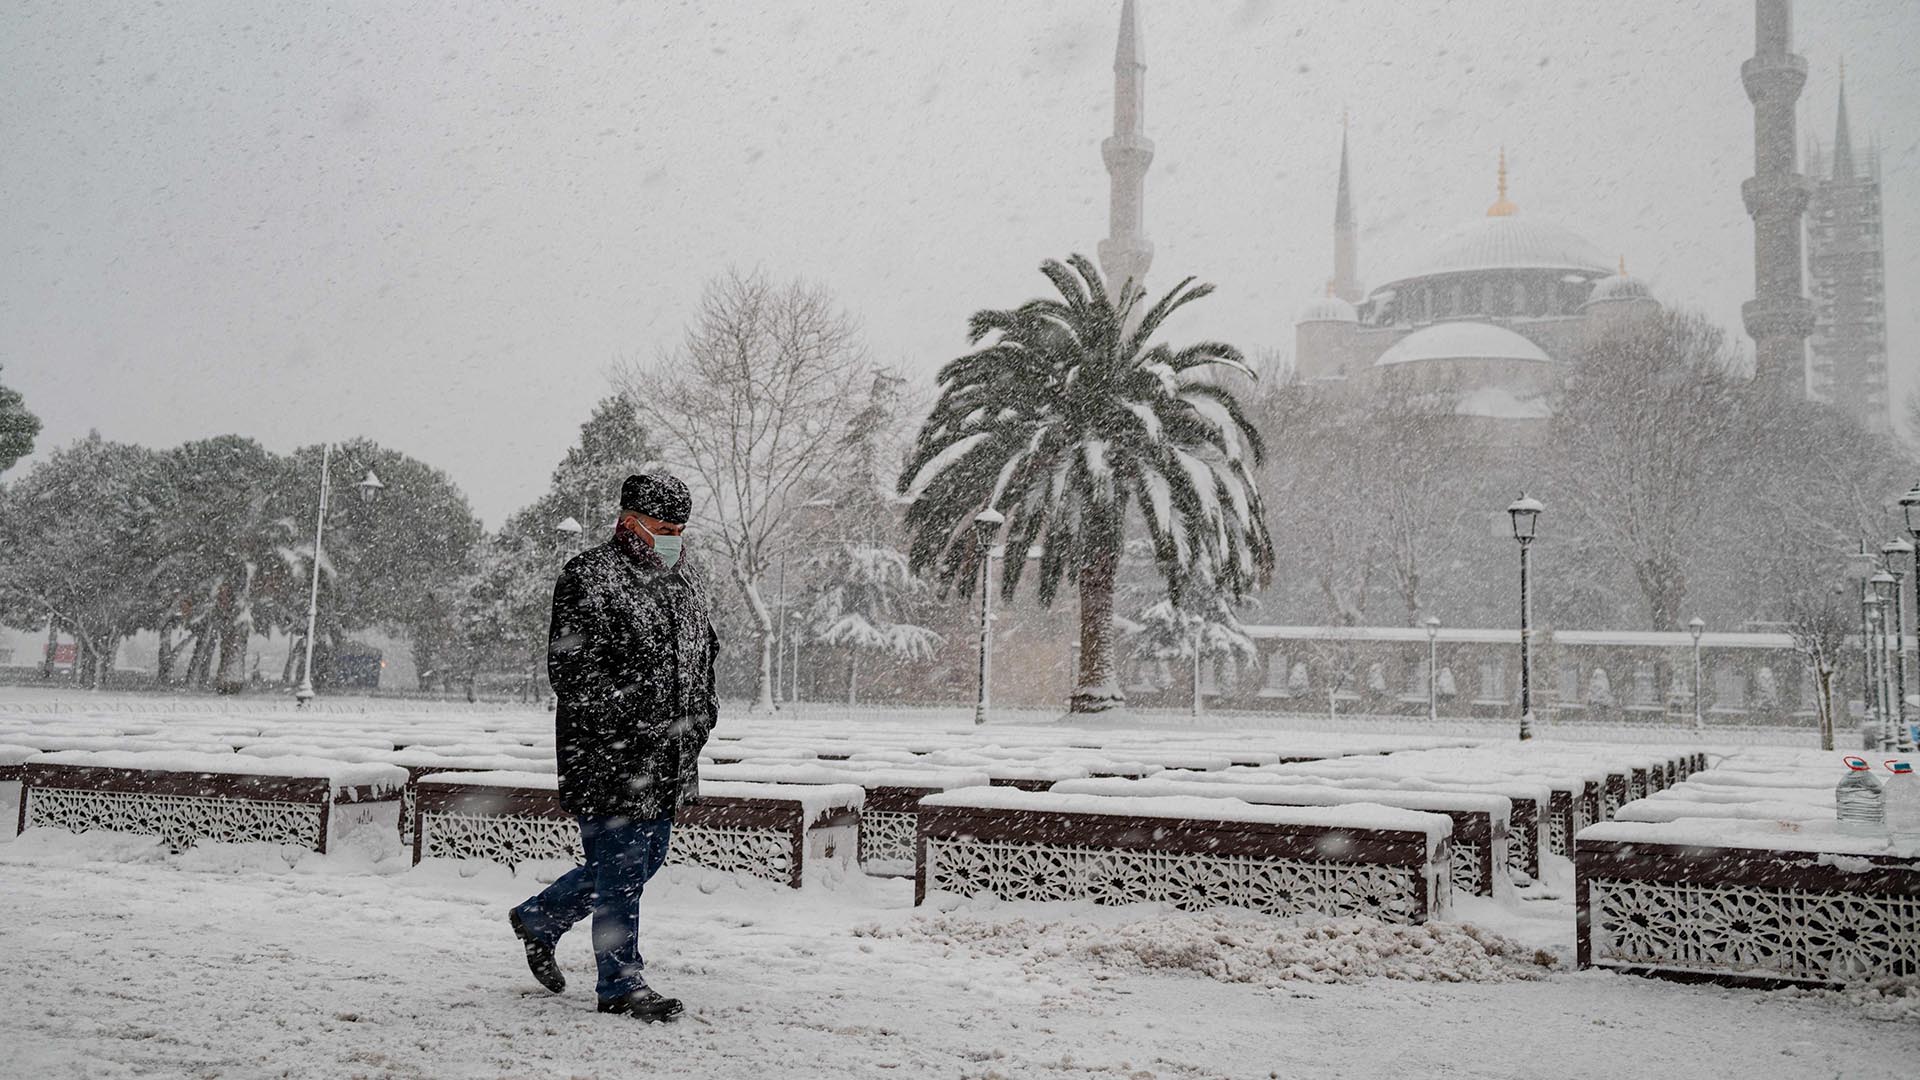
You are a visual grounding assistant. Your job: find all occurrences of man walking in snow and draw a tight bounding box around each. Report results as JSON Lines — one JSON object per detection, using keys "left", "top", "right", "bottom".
{"left": 508, "top": 473, "right": 720, "bottom": 1022}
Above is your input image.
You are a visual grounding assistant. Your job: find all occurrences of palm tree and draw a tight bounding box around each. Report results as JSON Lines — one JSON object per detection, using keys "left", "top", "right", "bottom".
{"left": 898, "top": 254, "right": 1274, "bottom": 712}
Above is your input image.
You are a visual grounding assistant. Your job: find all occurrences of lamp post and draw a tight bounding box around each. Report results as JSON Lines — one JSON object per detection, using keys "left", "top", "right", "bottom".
{"left": 1862, "top": 588, "right": 1889, "bottom": 752}
{"left": 1898, "top": 485, "right": 1920, "bottom": 750}
{"left": 1687, "top": 617, "right": 1705, "bottom": 734}
{"left": 294, "top": 446, "right": 383, "bottom": 706}
{"left": 1882, "top": 540, "right": 1913, "bottom": 752}
{"left": 1424, "top": 616, "right": 1441, "bottom": 724}
{"left": 1872, "top": 569, "right": 1901, "bottom": 752}
{"left": 972, "top": 508, "right": 1004, "bottom": 726}
{"left": 1507, "top": 494, "right": 1543, "bottom": 741}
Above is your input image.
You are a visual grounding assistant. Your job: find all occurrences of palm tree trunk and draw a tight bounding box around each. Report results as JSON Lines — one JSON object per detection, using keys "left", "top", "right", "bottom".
{"left": 1070, "top": 515, "right": 1125, "bottom": 713}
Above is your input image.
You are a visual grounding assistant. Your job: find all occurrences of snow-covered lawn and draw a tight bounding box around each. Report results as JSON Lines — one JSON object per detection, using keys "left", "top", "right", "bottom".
{"left": 3, "top": 829, "right": 1916, "bottom": 1079}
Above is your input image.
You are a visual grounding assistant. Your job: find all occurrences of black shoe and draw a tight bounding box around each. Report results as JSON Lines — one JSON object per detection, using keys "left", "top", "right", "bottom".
{"left": 508, "top": 909, "right": 565, "bottom": 993}
{"left": 597, "top": 988, "right": 684, "bottom": 1022}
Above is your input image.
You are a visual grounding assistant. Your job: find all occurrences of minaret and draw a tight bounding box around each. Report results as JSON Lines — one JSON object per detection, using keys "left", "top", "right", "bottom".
{"left": 1329, "top": 114, "right": 1362, "bottom": 303}
{"left": 1806, "top": 61, "right": 1891, "bottom": 433}
{"left": 1098, "top": 0, "right": 1154, "bottom": 298}
{"left": 1741, "top": 0, "right": 1814, "bottom": 394}
{"left": 1830, "top": 66, "right": 1855, "bottom": 180}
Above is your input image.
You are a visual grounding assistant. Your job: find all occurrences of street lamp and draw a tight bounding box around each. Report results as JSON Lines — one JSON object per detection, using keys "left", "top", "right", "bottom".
{"left": 1872, "top": 569, "right": 1901, "bottom": 751}
{"left": 1882, "top": 540, "right": 1914, "bottom": 753}
{"left": 971, "top": 508, "right": 1004, "bottom": 726}
{"left": 1425, "top": 616, "right": 1441, "bottom": 724}
{"left": 1687, "top": 617, "right": 1705, "bottom": 734}
{"left": 1863, "top": 587, "right": 1889, "bottom": 751}
{"left": 1507, "top": 494, "right": 1544, "bottom": 741}
{"left": 555, "top": 516, "right": 583, "bottom": 541}
{"left": 294, "top": 447, "right": 383, "bottom": 706}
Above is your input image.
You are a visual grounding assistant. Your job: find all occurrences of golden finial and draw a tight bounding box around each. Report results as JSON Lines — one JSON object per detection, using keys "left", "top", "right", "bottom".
{"left": 1839, "top": 56, "right": 1846, "bottom": 84}
{"left": 1341, "top": 106, "right": 1349, "bottom": 131}
{"left": 1618, "top": 255, "right": 1628, "bottom": 276}
{"left": 1487, "top": 146, "right": 1518, "bottom": 217}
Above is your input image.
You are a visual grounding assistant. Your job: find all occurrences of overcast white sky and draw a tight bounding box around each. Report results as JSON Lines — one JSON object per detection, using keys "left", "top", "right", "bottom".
{"left": 3, "top": 1, "right": 1914, "bottom": 526}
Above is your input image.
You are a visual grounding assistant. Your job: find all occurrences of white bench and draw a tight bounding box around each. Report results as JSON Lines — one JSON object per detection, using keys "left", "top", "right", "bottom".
{"left": 1054, "top": 775, "right": 1512, "bottom": 898}
{"left": 411, "top": 771, "right": 864, "bottom": 888}
{"left": 18, "top": 750, "right": 406, "bottom": 854}
{"left": 916, "top": 788, "right": 1453, "bottom": 924}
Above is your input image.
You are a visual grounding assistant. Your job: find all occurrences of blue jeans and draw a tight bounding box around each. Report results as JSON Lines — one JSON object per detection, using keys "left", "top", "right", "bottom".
{"left": 512, "top": 814, "right": 674, "bottom": 1001}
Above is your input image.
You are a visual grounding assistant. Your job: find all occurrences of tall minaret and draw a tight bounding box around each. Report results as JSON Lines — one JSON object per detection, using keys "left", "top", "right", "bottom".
{"left": 1806, "top": 62, "right": 1891, "bottom": 434}
{"left": 1329, "top": 114, "right": 1362, "bottom": 303}
{"left": 1741, "top": 0, "right": 1814, "bottom": 394}
{"left": 1098, "top": 0, "right": 1154, "bottom": 298}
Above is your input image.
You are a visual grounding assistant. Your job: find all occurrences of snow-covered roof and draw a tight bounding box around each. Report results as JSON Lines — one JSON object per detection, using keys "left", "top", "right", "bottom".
{"left": 1585, "top": 272, "right": 1656, "bottom": 306}
{"left": 1374, "top": 322, "right": 1554, "bottom": 367}
{"left": 1455, "top": 386, "right": 1553, "bottom": 420}
{"left": 1295, "top": 295, "right": 1358, "bottom": 324}
{"left": 1373, "top": 213, "right": 1612, "bottom": 290}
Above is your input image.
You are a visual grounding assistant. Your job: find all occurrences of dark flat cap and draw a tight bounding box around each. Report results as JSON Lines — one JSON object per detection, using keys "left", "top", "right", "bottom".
{"left": 620, "top": 473, "right": 692, "bottom": 524}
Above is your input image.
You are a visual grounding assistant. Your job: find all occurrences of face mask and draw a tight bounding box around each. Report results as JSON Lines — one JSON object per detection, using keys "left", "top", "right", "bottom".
{"left": 637, "top": 520, "right": 683, "bottom": 569}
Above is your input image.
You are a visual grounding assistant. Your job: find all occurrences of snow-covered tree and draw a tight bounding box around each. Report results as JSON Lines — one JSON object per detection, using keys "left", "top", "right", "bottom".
{"left": 149, "top": 437, "right": 303, "bottom": 692}
{"left": 803, "top": 544, "right": 941, "bottom": 704}
{"left": 0, "top": 435, "right": 164, "bottom": 688}
{"left": 898, "top": 255, "right": 1274, "bottom": 713}
{"left": 0, "top": 363, "right": 39, "bottom": 475}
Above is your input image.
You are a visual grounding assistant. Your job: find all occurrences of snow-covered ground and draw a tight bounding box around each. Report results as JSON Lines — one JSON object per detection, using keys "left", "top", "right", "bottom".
{"left": 2, "top": 827, "right": 1915, "bottom": 1078}
{"left": 3, "top": 692, "right": 1916, "bottom": 1077}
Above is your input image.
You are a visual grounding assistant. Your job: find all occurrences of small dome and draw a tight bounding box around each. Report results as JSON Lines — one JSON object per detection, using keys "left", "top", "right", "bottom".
{"left": 1296, "top": 295, "right": 1358, "bottom": 324}
{"left": 1374, "top": 321, "right": 1554, "bottom": 367}
{"left": 1585, "top": 269, "right": 1656, "bottom": 307}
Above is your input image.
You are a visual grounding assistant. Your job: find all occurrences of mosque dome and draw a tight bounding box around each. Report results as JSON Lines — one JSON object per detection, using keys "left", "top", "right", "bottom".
{"left": 1374, "top": 321, "right": 1554, "bottom": 368}
{"left": 1585, "top": 261, "right": 1658, "bottom": 306}
{"left": 1370, "top": 151, "right": 1611, "bottom": 294}
{"left": 1378, "top": 215, "right": 1612, "bottom": 290}
{"left": 1296, "top": 294, "right": 1358, "bottom": 324}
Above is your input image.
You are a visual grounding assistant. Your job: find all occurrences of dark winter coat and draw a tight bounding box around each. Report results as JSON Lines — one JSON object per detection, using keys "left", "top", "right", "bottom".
{"left": 549, "top": 528, "right": 721, "bottom": 820}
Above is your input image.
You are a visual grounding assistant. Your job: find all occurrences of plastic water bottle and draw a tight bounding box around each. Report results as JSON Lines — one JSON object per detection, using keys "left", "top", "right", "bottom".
{"left": 1884, "top": 761, "right": 1920, "bottom": 842}
{"left": 1835, "top": 756, "right": 1884, "bottom": 836}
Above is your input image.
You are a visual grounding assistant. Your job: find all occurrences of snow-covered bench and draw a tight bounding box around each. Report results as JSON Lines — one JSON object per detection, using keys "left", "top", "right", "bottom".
{"left": 1053, "top": 776, "right": 1512, "bottom": 898}
{"left": 411, "top": 772, "right": 864, "bottom": 888}
{"left": 698, "top": 762, "right": 991, "bottom": 874}
{"left": 1169, "top": 765, "right": 1553, "bottom": 885}
{"left": 0, "top": 745, "right": 39, "bottom": 840}
{"left": 915, "top": 788, "right": 1453, "bottom": 924}
{"left": 16, "top": 751, "right": 406, "bottom": 854}
{"left": 1576, "top": 818, "right": 1920, "bottom": 987}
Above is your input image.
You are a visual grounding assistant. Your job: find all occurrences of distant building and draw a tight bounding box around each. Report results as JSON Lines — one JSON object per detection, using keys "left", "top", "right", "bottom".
{"left": 1804, "top": 71, "right": 1891, "bottom": 434}
{"left": 1293, "top": 145, "right": 1660, "bottom": 434}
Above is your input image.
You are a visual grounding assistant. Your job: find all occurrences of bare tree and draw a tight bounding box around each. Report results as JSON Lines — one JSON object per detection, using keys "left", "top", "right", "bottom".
{"left": 1550, "top": 310, "right": 1747, "bottom": 630}
{"left": 616, "top": 269, "right": 874, "bottom": 711}
{"left": 1776, "top": 554, "right": 1856, "bottom": 751}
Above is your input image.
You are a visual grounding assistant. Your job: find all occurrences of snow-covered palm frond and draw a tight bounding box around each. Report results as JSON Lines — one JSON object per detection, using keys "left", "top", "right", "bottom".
{"left": 1123, "top": 596, "right": 1256, "bottom": 663}
{"left": 899, "top": 254, "right": 1274, "bottom": 608}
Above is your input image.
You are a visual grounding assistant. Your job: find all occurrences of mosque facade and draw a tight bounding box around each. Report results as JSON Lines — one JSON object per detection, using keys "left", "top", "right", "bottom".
{"left": 1293, "top": 143, "right": 1659, "bottom": 430}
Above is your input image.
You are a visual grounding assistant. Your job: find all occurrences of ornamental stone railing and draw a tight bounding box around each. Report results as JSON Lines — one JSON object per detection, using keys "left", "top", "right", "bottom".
{"left": 1052, "top": 776, "right": 1511, "bottom": 898}
{"left": 697, "top": 762, "right": 991, "bottom": 875}
{"left": 1577, "top": 819, "right": 1920, "bottom": 987}
{"left": 411, "top": 772, "right": 863, "bottom": 889}
{"left": 915, "top": 788, "right": 1453, "bottom": 924}
{"left": 17, "top": 751, "right": 406, "bottom": 854}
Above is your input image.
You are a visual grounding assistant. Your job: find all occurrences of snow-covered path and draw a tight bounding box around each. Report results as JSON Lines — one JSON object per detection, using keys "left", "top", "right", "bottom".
{"left": 3, "top": 835, "right": 1915, "bottom": 1079}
